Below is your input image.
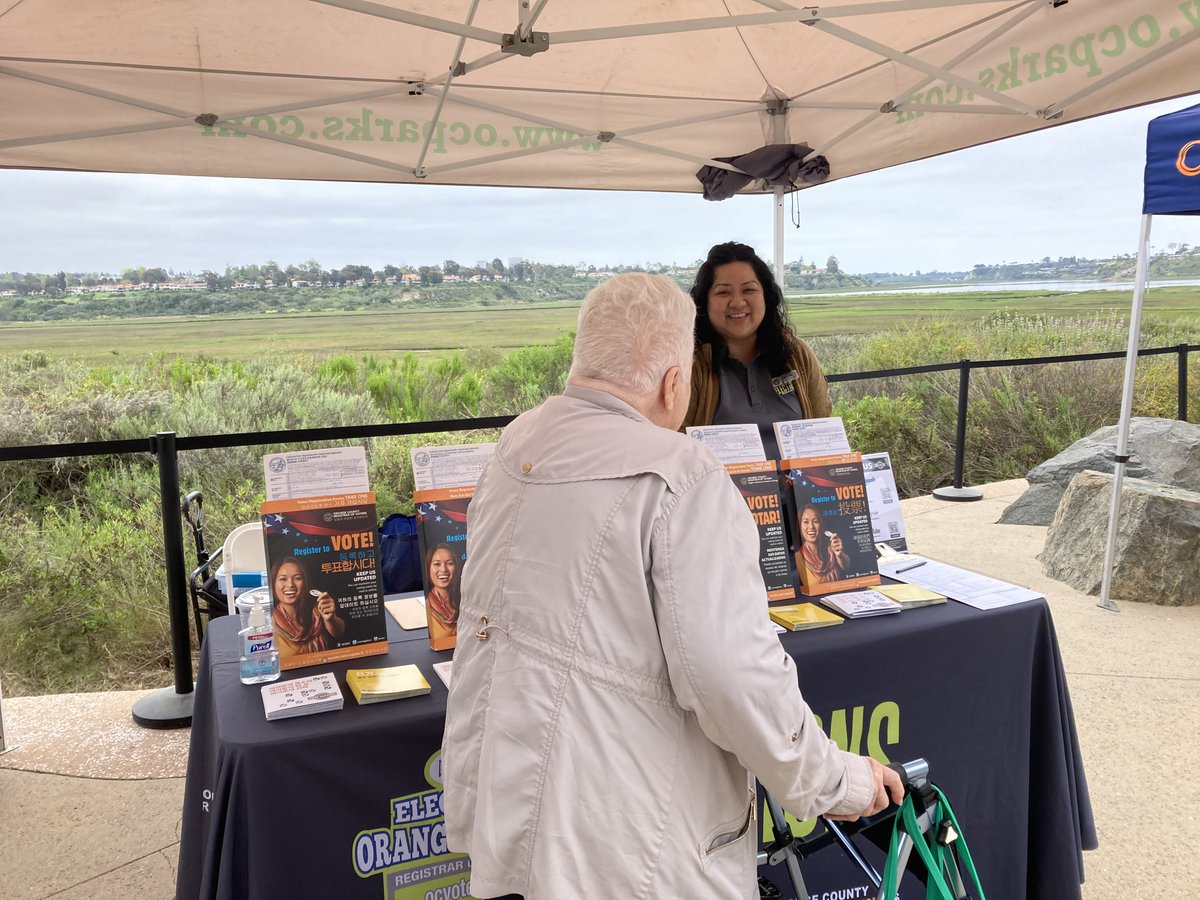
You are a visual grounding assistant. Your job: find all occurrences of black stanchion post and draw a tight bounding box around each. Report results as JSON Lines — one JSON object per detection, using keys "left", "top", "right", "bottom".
{"left": 933, "top": 358, "right": 983, "bottom": 502}
{"left": 1179, "top": 343, "right": 1189, "bottom": 423}
{"left": 132, "top": 431, "right": 195, "bottom": 729}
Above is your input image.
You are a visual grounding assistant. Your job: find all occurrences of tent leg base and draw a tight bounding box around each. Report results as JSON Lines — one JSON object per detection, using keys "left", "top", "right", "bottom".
{"left": 131, "top": 685, "right": 194, "bottom": 729}
{"left": 932, "top": 486, "right": 984, "bottom": 502}
{"left": 1096, "top": 598, "right": 1120, "bottom": 612}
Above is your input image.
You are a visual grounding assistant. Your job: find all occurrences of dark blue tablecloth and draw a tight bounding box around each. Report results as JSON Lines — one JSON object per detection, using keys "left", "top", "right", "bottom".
{"left": 176, "top": 597, "right": 1095, "bottom": 900}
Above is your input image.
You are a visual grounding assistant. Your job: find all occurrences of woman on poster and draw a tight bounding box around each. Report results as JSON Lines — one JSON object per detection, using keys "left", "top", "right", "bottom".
{"left": 796, "top": 503, "right": 850, "bottom": 584}
{"left": 425, "top": 543, "right": 462, "bottom": 645}
{"left": 269, "top": 556, "right": 346, "bottom": 659}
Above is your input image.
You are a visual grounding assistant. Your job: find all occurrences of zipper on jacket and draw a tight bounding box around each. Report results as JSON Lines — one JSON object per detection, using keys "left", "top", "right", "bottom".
{"left": 706, "top": 789, "right": 756, "bottom": 854}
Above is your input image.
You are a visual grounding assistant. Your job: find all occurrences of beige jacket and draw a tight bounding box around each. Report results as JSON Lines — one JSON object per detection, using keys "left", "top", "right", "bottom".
{"left": 683, "top": 339, "right": 832, "bottom": 429}
{"left": 442, "top": 386, "right": 872, "bottom": 900}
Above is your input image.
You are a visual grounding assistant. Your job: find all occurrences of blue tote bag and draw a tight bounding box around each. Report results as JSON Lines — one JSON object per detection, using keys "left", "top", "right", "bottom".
{"left": 379, "top": 513, "right": 422, "bottom": 594}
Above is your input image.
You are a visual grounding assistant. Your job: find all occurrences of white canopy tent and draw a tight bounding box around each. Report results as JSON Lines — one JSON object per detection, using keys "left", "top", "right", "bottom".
{"left": 5, "top": 2, "right": 1199, "bottom": 727}
{"left": 4, "top": 0, "right": 1200, "bottom": 277}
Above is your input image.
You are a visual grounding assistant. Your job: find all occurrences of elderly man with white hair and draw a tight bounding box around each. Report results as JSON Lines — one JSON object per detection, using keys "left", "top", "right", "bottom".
{"left": 442, "top": 273, "right": 901, "bottom": 900}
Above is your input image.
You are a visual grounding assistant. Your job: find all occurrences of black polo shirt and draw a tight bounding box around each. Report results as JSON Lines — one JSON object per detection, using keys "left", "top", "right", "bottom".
{"left": 713, "top": 354, "right": 804, "bottom": 460}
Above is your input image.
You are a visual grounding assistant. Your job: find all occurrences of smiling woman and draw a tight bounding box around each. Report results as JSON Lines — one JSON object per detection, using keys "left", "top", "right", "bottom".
{"left": 269, "top": 556, "right": 346, "bottom": 660}
{"left": 424, "top": 543, "right": 461, "bottom": 649}
{"left": 681, "top": 241, "right": 832, "bottom": 459}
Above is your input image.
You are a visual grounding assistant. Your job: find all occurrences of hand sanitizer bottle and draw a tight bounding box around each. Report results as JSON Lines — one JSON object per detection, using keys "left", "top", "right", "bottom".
{"left": 239, "top": 603, "right": 280, "bottom": 684}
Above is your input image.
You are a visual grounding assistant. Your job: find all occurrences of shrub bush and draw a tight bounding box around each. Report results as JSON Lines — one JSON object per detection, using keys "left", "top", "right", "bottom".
{"left": 1, "top": 311, "right": 1195, "bottom": 695}
{"left": 817, "top": 312, "right": 1197, "bottom": 492}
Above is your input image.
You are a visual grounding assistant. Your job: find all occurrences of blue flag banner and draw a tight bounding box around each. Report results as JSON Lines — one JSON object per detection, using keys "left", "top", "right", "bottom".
{"left": 1144, "top": 102, "right": 1200, "bottom": 215}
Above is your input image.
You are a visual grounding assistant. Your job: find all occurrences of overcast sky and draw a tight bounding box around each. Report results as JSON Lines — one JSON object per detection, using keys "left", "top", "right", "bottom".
{"left": 4, "top": 94, "right": 1200, "bottom": 277}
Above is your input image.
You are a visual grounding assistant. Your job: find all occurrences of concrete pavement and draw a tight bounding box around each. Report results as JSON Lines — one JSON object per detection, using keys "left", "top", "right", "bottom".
{"left": 901, "top": 480, "right": 1199, "bottom": 900}
{"left": 1, "top": 478, "right": 1196, "bottom": 899}
{"left": 0, "top": 690, "right": 187, "bottom": 899}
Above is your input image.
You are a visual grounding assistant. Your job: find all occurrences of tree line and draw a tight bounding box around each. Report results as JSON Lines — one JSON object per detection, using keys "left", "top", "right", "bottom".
{"left": 1, "top": 258, "right": 661, "bottom": 296}
{"left": 5, "top": 253, "right": 857, "bottom": 296}
{"left": 7, "top": 245, "right": 1200, "bottom": 299}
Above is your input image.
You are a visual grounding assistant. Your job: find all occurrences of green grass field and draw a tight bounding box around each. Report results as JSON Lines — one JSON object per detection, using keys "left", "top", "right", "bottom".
{"left": 4, "top": 303, "right": 584, "bottom": 364}
{"left": 2, "top": 285, "right": 1196, "bottom": 696}
{"left": 4, "top": 287, "right": 1197, "bottom": 363}
{"left": 787, "top": 286, "right": 1200, "bottom": 336}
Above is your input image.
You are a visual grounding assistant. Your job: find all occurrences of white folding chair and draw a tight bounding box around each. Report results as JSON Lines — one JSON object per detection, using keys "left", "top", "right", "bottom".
{"left": 222, "top": 521, "right": 266, "bottom": 597}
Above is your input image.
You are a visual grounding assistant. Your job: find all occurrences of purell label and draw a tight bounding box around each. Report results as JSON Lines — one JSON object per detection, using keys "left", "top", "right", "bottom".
{"left": 248, "top": 634, "right": 274, "bottom": 654}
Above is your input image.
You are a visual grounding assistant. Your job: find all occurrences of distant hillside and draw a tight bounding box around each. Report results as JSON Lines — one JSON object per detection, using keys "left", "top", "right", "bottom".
{"left": 4, "top": 244, "right": 1200, "bottom": 322}
{"left": 864, "top": 244, "right": 1200, "bottom": 285}
{"left": 0, "top": 279, "right": 594, "bottom": 323}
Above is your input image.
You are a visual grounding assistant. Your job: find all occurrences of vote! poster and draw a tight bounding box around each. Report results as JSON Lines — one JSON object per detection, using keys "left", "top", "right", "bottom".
{"left": 260, "top": 491, "right": 388, "bottom": 670}
{"left": 725, "top": 460, "right": 794, "bottom": 601}
{"left": 781, "top": 453, "right": 880, "bottom": 597}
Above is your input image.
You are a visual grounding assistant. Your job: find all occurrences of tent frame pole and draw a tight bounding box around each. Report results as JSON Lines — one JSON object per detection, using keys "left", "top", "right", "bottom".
{"left": 550, "top": 0, "right": 1008, "bottom": 43}
{"left": 1046, "top": 28, "right": 1200, "bottom": 118}
{"left": 1098, "top": 213, "right": 1153, "bottom": 612}
{"left": 771, "top": 98, "right": 788, "bottom": 283}
{"left": 423, "top": 99, "right": 751, "bottom": 177}
{"left": 413, "top": 0, "right": 483, "bottom": 176}
{"left": 774, "top": 187, "right": 786, "bottom": 285}
{"left": 814, "top": 0, "right": 1043, "bottom": 157}
{"left": 811, "top": 19, "right": 1043, "bottom": 118}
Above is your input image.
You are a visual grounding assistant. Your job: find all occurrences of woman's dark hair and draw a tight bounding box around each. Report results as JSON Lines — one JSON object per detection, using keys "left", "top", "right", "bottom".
{"left": 690, "top": 241, "right": 798, "bottom": 376}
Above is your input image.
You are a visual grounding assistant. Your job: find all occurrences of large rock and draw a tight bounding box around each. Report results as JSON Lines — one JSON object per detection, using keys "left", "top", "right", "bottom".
{"left": 999, "top": 417, "right": 1200, "bottom": 525}
{"left": 1040, "top": 470, "right": 1200, "bottom": 605}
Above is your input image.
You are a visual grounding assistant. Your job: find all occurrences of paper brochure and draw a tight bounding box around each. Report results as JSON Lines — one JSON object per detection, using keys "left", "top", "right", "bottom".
{"left": 410, "top": 443, "right": 496, "bottom": 492}
{"left": 862, "top": 451, "right": 908, "bottom": 552}
{"left": 263, "top": 446, "right": 369, "bottom": 501}
{"left": 773, "top": 417, "right": 851, "bottom": 460}
{"left": 685, "top": 423, "right": 766, "bottom": 464}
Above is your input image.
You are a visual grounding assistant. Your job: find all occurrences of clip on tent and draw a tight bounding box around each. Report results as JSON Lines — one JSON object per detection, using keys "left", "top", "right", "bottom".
{"left": 1098, "top": 102, "right": 1200, "bottom": 612}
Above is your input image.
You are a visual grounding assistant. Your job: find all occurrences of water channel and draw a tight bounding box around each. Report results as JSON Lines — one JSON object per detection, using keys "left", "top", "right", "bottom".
{"left": 801, "top": 278, "right": 1200, "bottom": 298}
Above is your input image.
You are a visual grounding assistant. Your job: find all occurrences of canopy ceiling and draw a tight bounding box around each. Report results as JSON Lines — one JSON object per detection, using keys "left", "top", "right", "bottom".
{"left": 3, "top": 0, "right": 1199, "bottom": 193}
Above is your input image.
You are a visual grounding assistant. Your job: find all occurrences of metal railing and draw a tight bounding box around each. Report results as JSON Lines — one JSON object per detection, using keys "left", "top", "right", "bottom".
{"left": 825, "top": 342, "right": 1195, "bottom": 494}
{"left": 0, "top": 342, "right": 1194, "bottom": 724}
